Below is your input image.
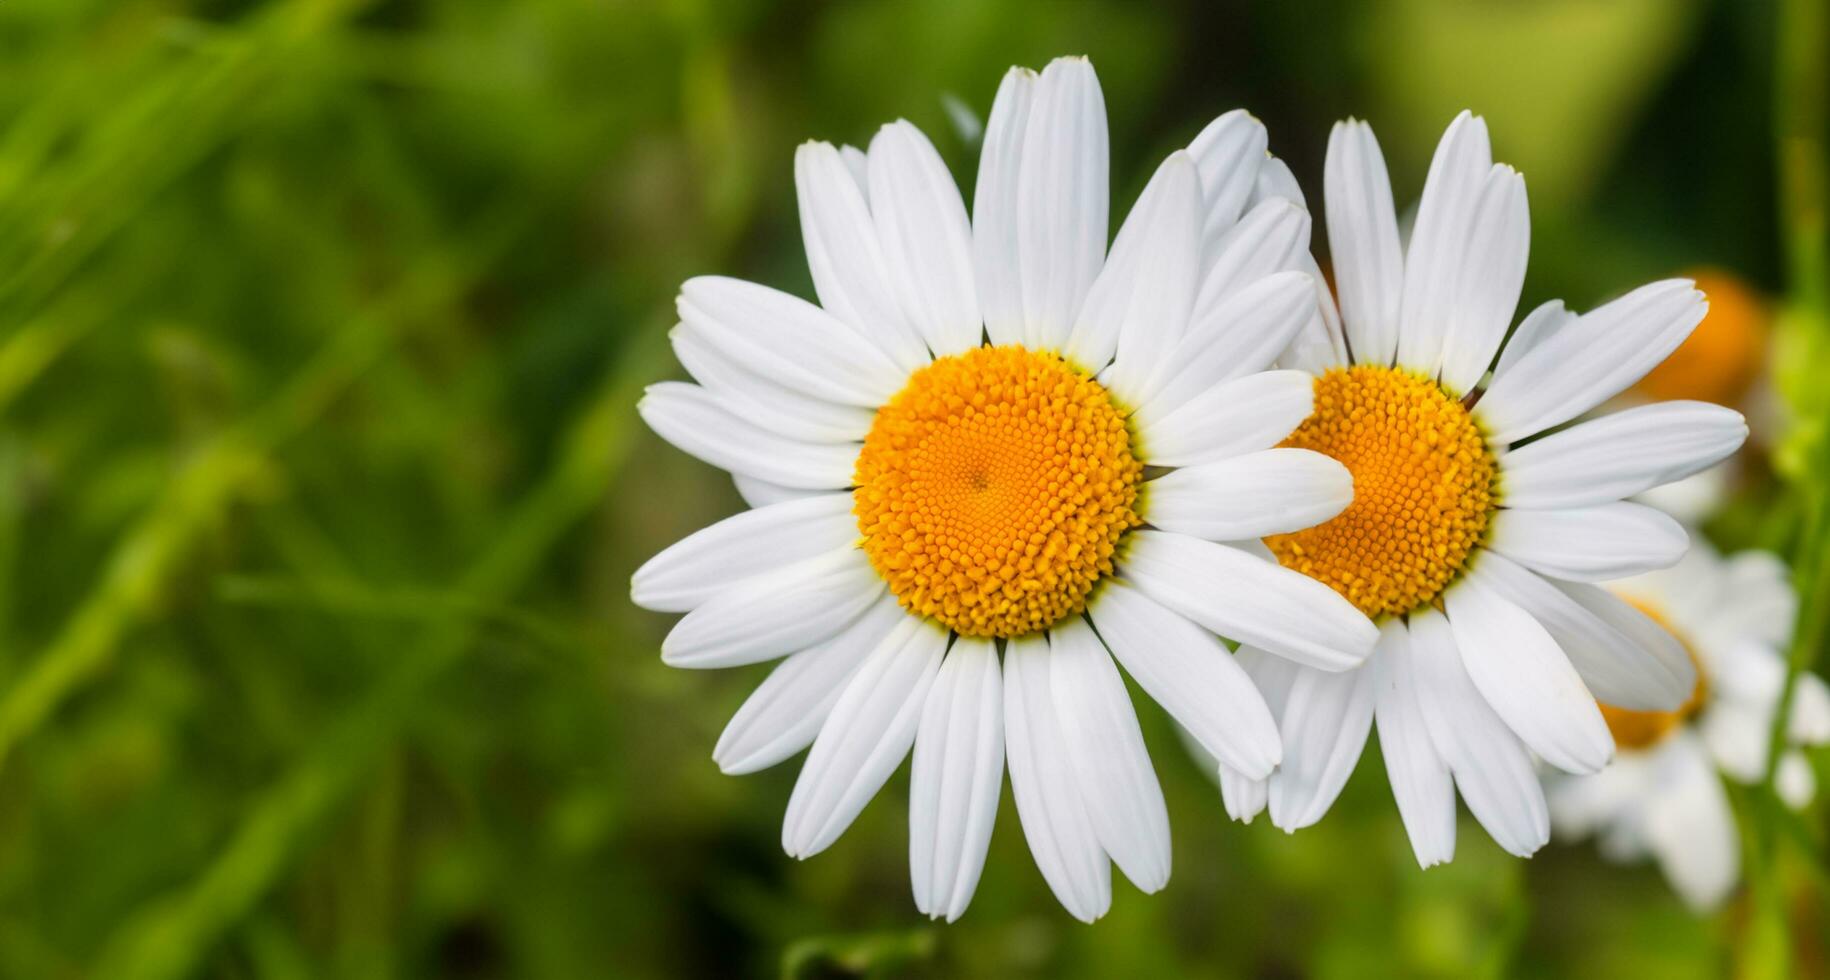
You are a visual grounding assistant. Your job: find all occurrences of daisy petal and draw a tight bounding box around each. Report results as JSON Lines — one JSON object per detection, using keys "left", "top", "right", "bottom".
{"left": 974, "top": 66, "right": 1037, "bottom": 347}
{"left": 1370, "top": 622, "right": 1457, "bottom": 867}
{"left": 1444, "top": 576, "right": 1613, "bottom": 775}
{"left": 1219, "top": 765, "right": 1269, "bottom": 823}
{"left": 909, "top": 637, "right": 1004, "bottom": 922}
{"left": 1004, "top": 634, "right": 1112, "bottom": 923}
{"left": 677, "top": 276, "right": 906, "bottom": 406}
{"left": 1397, "top": 111, "right": 1492, "bottom": 374}
{"left": 1407, "top": 609, "right": 1550, "bottom": 857}
{"left": 672, "top": 326, "right": 876, "bottom": 443}
{"left": 1438, "top": 164, "right": 1528, "bottom": 394}
{"left": 714, "top": 595, "right": 907, "bottom": 774}
{"left": 1015, "top": 57, "right": 1108, "bottom": 351}
{"left": 1644, "top": 733, "right": 1740, "bottom": 912}
{"left": 1134, "top": 369, "right": 1314, "bottom": 469}
{"left": 733, "top": 475, "right": 822, "bottom": 508}
{"left": 1186, "top": 109, "right": 1268, "bottom": 252}
{"left": 1490, "top": 299, "right": 1575, "bottom": 383}
{"left": 1191, "top": 199, "right": 1313, "bottom": 324}
{"left": 661, "top": 547, "right": 883, "bottom": 668}
{"left": 1250, "top": 154, "right": 1306, "bottom": 209}
{"left": 868, "top": 121, "right": 983, "bottom": 357}
{"left": 795, "top": 141, "right": 928, "bottom": 371}
{"left": 1500, "top": 402, "right": 1748, "bottom": 510}
{"left": 1050, "top": 618, "right": 1171, "bottom": 893}
{"left": 1120, "top": 530, "right": 1378, "bottom": 671}
{"left": 783, "top": 617, "right": 946, "bottom": 858}
{"left": 633, "top": 493, "right": 857, "bottom": 612}
{"left": 1470, "top": 552, "right": 1693, "bottom": 711}
{"left": 1130, "top": 270, "right": 1316, "bottom": 425}
{"left": 1090, "top": 581, "right": 1281, "bottom": 782}
{"left": 1071, "top": 152, "right": 1201, "bottom": 384}
{"left": 1778, "top": 750, "right": 1818, "bottom": 807}
{"left": 1324, "top": 119, "right": 1404, "bottom": 367}
{"left": 1268, "top": 661, "right": 1378, "bottom": 831}
{"left": 1478, "top": 279, "right": 1708, "bottom": 445}
{"left": 638, "top": 383, "right": 858, "bottom": 489}
{"left": 1090, "top": 581, "right": 1282, "bottom": 778}
{"left": 1489, "top": 502, "right": 1688, "bottom": 582}
{"left": 1143, "top": 448, "right": 1352, "bottom": 541}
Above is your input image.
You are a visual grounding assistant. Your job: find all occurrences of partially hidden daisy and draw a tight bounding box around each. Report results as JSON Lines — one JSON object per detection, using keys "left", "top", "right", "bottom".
{"left": 631, "top": 57, "right": 1378, "bottom": 922}
{"left": 1546, "top": 542, "right": 1830, "bottom": 911}
{"left": 1208, "top": 111, "right": 1750, "bottom": 865}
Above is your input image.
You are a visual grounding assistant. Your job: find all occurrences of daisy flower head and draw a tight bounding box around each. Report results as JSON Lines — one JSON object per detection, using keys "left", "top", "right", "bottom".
{"left": 632, "top": 57, "right": 1379, "bottom": 923}
{"left": 1208, "top": 111, "right": 1751, "bottom": 866}
{"left": 1547, "top": 543, "right": 1830, "bottom": 911}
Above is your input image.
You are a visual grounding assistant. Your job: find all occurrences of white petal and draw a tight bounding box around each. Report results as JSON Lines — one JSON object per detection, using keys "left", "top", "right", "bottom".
{"left": 1500, "top": 402, "right": 1748, "bottom": 510}
{"left": 1700, "top": 699, "right": 1771, "bottom": 783}
{"left": 974, "top": 67, "right": 1037, "bottom": 347}
{"left": 1370, "top": 622, "right": 1457, "bottom": 867}
{"left": 795, "top": 141, "right": 928, "bottom": 371}
{"left": 1071, "top": 152, "right": 1201, "bottom": 383}
{"left": 1134, "top": 369, "right": 1315, "bottom": 469}
{"left": 1470, "top": 551, "right": 1693, "bottom": 710}
{"left": 839, "top": 144, "right": 870, "bottom": 196}
{"left": 633, "top": 494, "right": 857, "bottom": 612}
{"left": 1490, "top": 299, "right": 1575, "bottom": 384}
{"left": 1396, "top": 111, "right": 1492, "bottom": 374}
{"left": 1268, "top": 661, "right": 1378, "bottom": 831}
{"left": 1219, "top": 764, "right": 1268, "bottom": 823}
{"left": 1014, "top": 57, "right": 1109, "bottom": 351}
{"left": 1478, "top": 279, "right": 1709, "bottom": 444}
{"left": 1712, "top": 550, "right": 1798, "bottom": 649}
{"left": 660, "top": 547, "right": 884, "bottom": 668}
{"left": 909, "top": 637, "right": 1004, "bottom": 922}
{"left": 1143, "top": 448, "right": 1352, "bottom": 540}
{"left": 1120, "top": 530, "right": 1378, "bottom": 671}
{"left": 1128, "top": 270, "right": 1316, "bottom": 425}
{"left": 1186, "top": 109, "right": 1268, "bottom": 253}
{"left": 1087, "top": 580, "right": 1281, "bottom": 777}
{"left": 1791, "top": 673, "right": 1830, "bottom": 744}
{"left": 1249, "top": 154, "right": 1306, "bottom": 209}
{"left": 1323, "top": 119, "right": 1404, "bottom": 368}
{"left": 1004, "top": 634, "right": 1112, "bottom": 923}
{"left": 1049, "top": 618, "right": 1171, "bottom": 892}
{"left": 867, "top": 121, "right": 983, "bottom": 357}
{"left": 1489, "top": 502, "right": 1688, "bottom": 582}
{"left": 1778, "top": 750, "right": 1817, "bottom": 808}
{"left": 672, "top": 326, "right": 877, "bottom": 444}
{"left": 677, "top": 276, "right": 907, "bottom": 406}
{"left": 1406, "top": 608, "right": 1550, "bottom": 857}
{"left": 1444, "top": 575, "right": 1613, "bottom": 774}
{"left": 714, "top": 594, "right": 907, "bottom": 774}
{"left": 733, "top": 474, "right": 823, "bottom": 508}
{"left": 1437, "top": 164, "right": 1528, "bottom": 394}
{"left": 783, "top": 616, "right": 945, "bottom": 858}
{"left": 1191, "top": 199, "right": 1313, "bottom": 325}
{"left": 639, "top": 382, "right": 858, "bottom": 489}
{"left": 1643, "top": 733, "right": 1741, "bottom": 912}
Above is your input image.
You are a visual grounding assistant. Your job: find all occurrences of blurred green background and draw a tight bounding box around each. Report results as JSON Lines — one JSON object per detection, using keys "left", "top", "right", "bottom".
{"left": 1, "top": 0, "right": 1823, "bottom": 976}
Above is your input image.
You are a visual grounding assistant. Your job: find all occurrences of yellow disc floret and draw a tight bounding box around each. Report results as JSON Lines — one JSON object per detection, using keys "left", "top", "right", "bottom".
{"left": 853, "top": 345, "right": 1142, "bottom": 638}
{"left": 1267, "top": 364, "right": 1497, "bottom": 619}
{"left": 1597, "top": 598, "right": 1709, "bottom": 750}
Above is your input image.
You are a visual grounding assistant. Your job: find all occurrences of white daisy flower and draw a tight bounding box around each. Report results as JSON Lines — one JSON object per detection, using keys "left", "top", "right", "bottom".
{"left": 1547, "top": 542, "right": 1830, "bottom": 911}
{"left": 1206, "top": 111, "right": 1750, "bottom": 865}
{"left": 631, "top": 57, "right": 1378, "bottom": 923}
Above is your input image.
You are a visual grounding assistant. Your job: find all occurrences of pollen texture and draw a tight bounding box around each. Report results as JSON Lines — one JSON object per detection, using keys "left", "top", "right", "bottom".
{"left": 1598, "top": 598, "right": 1709, "bottom": 750}
{"left": 1267, "top": 364, "right": 1497, "bottom": 619}
{"left": 853, "top": 345, "right": 1142, "bottom": 638}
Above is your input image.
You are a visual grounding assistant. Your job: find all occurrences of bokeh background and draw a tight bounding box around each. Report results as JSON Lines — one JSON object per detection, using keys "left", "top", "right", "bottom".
{"left": 3, "top": 0, "right": 1826, "bottom": 976}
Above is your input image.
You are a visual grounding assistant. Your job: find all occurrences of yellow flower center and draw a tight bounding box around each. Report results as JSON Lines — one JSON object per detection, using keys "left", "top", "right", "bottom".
{"left": 853, "top": 345, "right": 1142, "bottom": 638}
{"left": 1267, "top": 364, "right": 1497, "bottom": 619}
{"left": 1597, "top": 598, "right": 1709, "bottom": 750}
